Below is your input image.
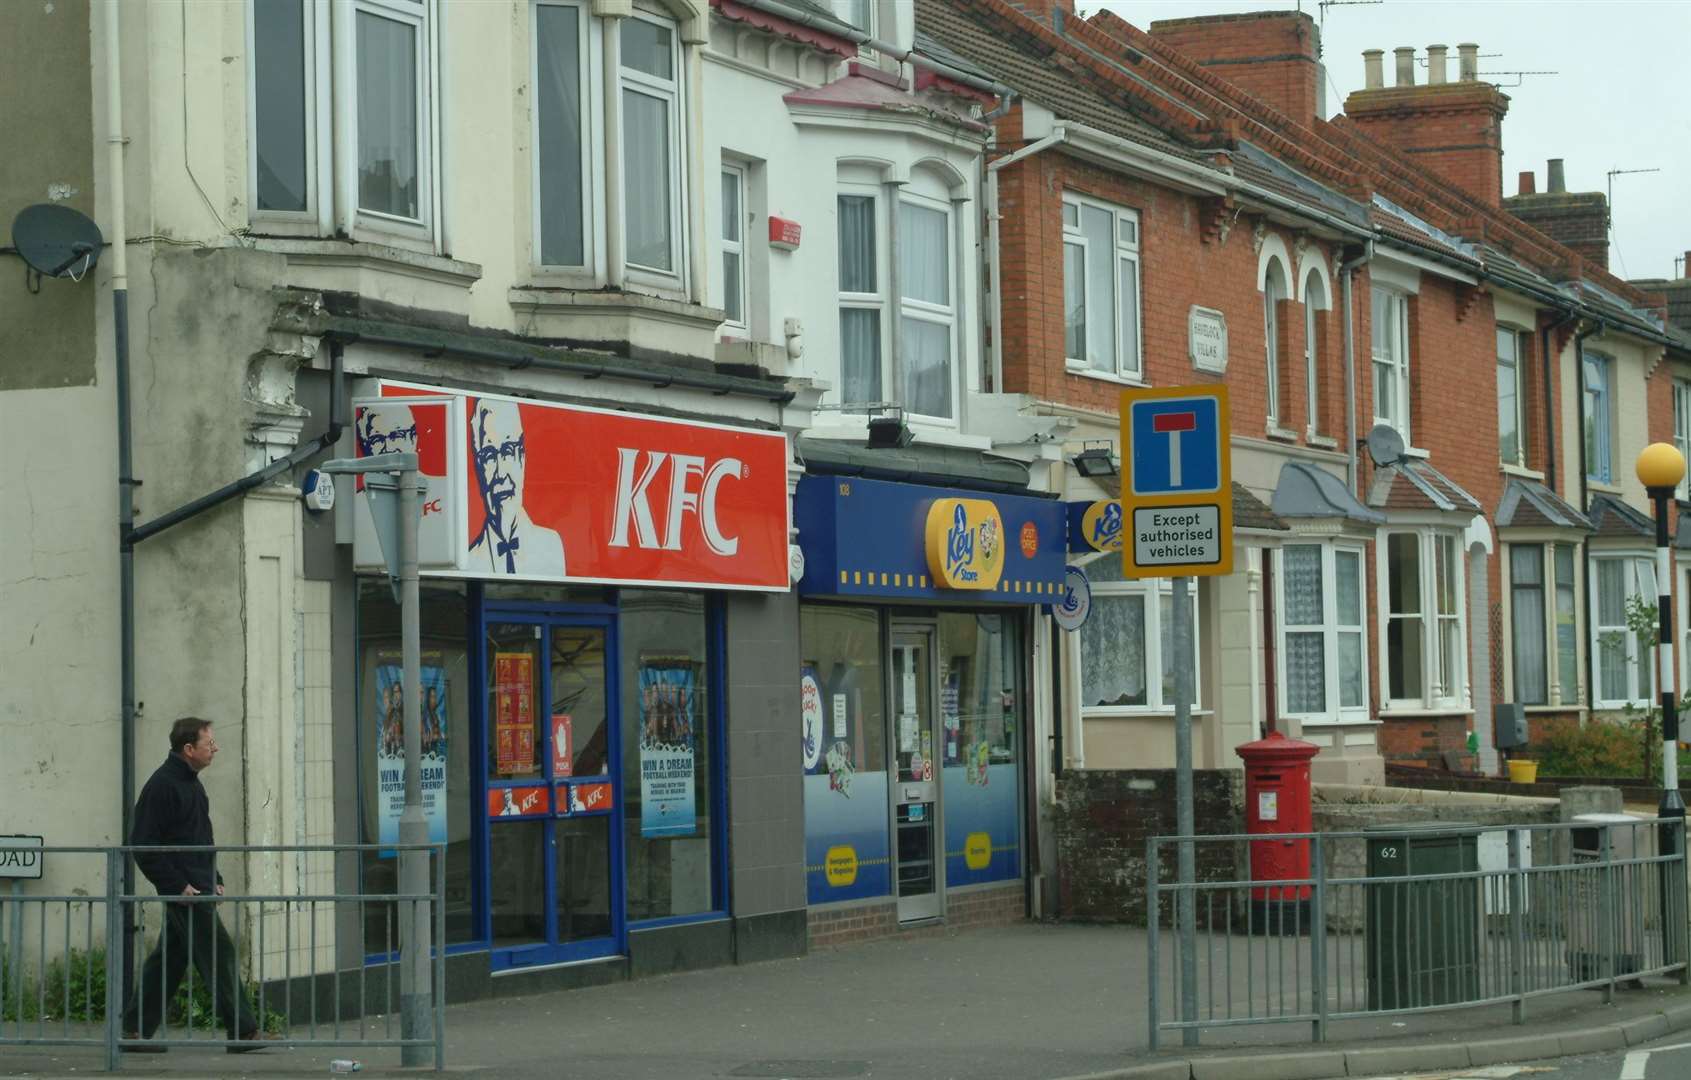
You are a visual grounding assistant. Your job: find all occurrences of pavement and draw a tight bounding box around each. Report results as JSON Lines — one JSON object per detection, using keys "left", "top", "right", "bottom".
{"left": 0, "top": 923, "right": 1689, "bottom": 1079}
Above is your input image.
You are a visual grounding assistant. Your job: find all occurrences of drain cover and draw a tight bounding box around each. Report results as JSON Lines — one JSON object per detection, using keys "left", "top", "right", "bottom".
{"left": 727, "top": 1061, "right": 871, "bottom": 1078}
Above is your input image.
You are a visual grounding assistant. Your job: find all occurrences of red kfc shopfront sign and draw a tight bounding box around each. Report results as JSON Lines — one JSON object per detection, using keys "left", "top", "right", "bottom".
{"left": 353, "top": 384, "right": 791, "bottom": 591}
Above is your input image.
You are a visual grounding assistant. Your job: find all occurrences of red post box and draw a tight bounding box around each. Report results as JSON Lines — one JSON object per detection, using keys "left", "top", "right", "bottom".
{"left": 1235, "top": 730, "right": 1320, "bottom": 934}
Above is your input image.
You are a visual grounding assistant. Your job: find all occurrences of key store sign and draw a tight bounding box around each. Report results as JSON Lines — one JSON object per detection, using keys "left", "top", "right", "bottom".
{"left": 357, "top": 383, "right": 791, "bottom": 591}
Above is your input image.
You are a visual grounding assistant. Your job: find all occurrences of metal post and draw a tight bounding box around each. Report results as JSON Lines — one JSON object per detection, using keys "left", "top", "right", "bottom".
{"left": 1651, "top": 488, "right": 1687, "bottom": 960}
{"left": 1507, "top": 828, "right": 1525, "bottom": 1024}
{"left": 1311, "top": 835, "right": 1328, "bottom": 1043}
{"left": 1146, "top": 836, "right": 1160, "bottom": 1052}
{"left": 397, "top": 464, "right": 433, "bottom": 1065}
{"left": 1172, "top": 574, "right": 1197, "bottom": 1046}
{"left": 104, "top": 850, "right": 121, "bottom": 1071}
{"left": 1600, "top": 826, "right": 1617, "bottom": 1003}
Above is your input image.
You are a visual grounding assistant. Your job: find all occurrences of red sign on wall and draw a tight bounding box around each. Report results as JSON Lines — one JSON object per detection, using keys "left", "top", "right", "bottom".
{"left": 487, "top": 785, "right": 549, "bottom": 818}
{"left": 377, "top": 384, "right": 790, "bottom": 591}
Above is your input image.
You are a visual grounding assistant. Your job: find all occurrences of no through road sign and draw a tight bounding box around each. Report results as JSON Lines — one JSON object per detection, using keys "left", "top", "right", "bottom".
{"left": 1120, "top": 385, "right": 1232, "bottom": 578}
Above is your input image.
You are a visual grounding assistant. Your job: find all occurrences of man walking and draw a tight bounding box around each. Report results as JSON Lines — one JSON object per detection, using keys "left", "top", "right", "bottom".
{"left": 120, "top": 717, "right": 279, "bottom": 1053}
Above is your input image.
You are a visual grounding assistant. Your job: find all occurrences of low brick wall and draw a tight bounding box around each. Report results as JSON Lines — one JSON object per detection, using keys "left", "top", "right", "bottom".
{"left": 1051, "top": 769, "right": 1244, "bottom": 924}
{"left": 805, "top": 883, "right": 1024, "bottom": 950}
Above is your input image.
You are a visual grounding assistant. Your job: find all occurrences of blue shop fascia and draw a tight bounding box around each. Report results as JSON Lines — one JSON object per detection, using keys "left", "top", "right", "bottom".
{"left": 792, "top": 459, "right": 1066, "bottom": 929}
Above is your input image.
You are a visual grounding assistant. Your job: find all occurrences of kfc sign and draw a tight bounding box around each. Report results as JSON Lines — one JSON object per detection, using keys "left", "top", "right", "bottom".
{"left": 367, "top": 383, "right": 790, "bottom": 591}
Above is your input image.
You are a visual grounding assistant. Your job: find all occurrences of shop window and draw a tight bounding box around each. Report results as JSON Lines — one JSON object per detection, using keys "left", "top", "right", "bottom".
{"left": 1509, "top": 542, "right": 1582, "bottom": 707}
{"left": 618, "top": 591, "right": 718, "bottom": 921}
{"left": 1591, "top": 554, "right": 1655, "bottom": 708}
{"left": 357, "top": 579, "right": 475, "bottom": 951}
{"left": 936, "top": 612, "right": 1022, "bottom": 886}
{"left": 1380, "top": 529, "right": 1465, "bottom": 710}
{"left": 1497, "top": 328, "right": 1526, "bottom": 467}
{"left": 800, "top": 604, "right": 891, "bottom": 905}
{"left": 1276, "top": 542, "right": 1368, "bottom": 723}
{"left": 1371, "top": 287, "right": 1410, "bottom": 443}
{"left": 1062, "top": 194, "right": 1142, "bottom": 380}
{"left": 1077, "top": 556, "right": 1198, "bottom": 712}
{"left": 1584, "top": 353, "right": 1612, "bottom": 483}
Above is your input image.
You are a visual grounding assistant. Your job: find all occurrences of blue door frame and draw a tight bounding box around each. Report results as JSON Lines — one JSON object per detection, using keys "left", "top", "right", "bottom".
{"left": 477, "top": 601, "right": 625, "bottom": 971}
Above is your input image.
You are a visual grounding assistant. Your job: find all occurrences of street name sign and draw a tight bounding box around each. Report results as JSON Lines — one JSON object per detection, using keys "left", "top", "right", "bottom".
{"left": 0, "top": 835, "right": 43, "bottom": 879}
{"left": 1120, "top": 385, "right": 1233, "bottom": 578}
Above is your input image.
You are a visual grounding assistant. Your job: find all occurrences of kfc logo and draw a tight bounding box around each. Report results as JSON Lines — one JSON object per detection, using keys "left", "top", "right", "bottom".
{"left": 609, "top": 449, "right": 746, "bottom": 557}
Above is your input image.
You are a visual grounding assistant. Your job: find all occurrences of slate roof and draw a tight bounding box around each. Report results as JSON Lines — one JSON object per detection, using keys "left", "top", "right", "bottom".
{"left": 1495, "top": 478, "right": 1592, "bottom": 532}
{"left": 1272, "top": 462, "right": 1385, "bottom": 524}
{"left": 1586, "top": 492, "right": 1655, "bottom": 540}
{"left": 1233, "top": 482, "right": 1288, "bottom": 532}
{"left": 1367, "top": 460, "right": 1483, "bottom": 515}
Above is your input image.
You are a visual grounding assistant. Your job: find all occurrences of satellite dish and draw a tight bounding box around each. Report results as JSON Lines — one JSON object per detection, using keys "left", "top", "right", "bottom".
{"left": 1365, "top": 424, "right": 1406, "bottom": 467}
{"left": 11, "top": 204, "right": 103, "bottom": 282}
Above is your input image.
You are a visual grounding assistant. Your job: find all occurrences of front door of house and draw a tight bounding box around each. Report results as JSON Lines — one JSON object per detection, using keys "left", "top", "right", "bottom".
{"left": 891, "top": 627, "right": 943, "bottom": 922}
{"left": 484, "top": 616, "right": 623, "bottom": 968}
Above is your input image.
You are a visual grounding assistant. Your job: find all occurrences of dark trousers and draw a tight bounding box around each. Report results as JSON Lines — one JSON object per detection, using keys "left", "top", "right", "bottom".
{"left": 121, "top": 901, "right": 258, "bottom": 1039}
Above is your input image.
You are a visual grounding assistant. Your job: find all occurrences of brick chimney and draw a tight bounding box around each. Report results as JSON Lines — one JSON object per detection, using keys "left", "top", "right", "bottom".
{"left": 1342, "top": 44, "right": 1510, "bottom": 206}
{"left": 1148, "top": 10, "right": 1324, "bottom": 124}
{"left": 1503, "top": 157, "right": 1610, "bottom": 271}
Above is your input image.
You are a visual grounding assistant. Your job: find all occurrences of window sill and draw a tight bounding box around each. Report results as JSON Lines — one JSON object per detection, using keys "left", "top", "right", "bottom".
{"left": 507, "top": 287, "right": 727, "bottom": 357}
{"left": 1377, "top": 707, "right": 1474, "bottom": 718}
{"left": 1501, "top": 463, "right": 1546, "bottom": 481}
{"left": 257, "top": 236, "right": 482, "bottom": 287}
{"left": 1082, "top": 708, "right": 1213, "bottom": 720}
{"left": 1065, "top": 365, "right": 1147, "bottom": 388}
{"left": 1525, "top": 703, "right": 1587, "bottom": 713}
{"left": 1588, "top": 480, "right": 1625, "bottom": 496}
{"left": 1265, "top": 423, "right": 1300, "bottom": 443}
{"left": 1293, "top": 716, "right": 1380, "bottom": 727}
{"left": 1402, "top": 445, "right": 1431, "bottom": 460}
{"left": 1307, "top": 433, "right": 1339, "bottom": 450}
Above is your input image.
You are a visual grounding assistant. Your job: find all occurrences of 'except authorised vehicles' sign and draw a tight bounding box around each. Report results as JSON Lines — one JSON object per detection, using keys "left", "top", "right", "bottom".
{"left": 1119, "top": 385, "right": 1233, "bottom": 578}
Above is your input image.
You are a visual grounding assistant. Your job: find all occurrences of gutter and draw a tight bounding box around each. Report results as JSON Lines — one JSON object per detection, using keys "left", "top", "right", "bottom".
{"left": 1339, "top": 241, "right": 1375, "bottom": 493}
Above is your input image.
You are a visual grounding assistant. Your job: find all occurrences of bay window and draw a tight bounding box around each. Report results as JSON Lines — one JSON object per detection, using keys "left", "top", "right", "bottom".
{"left": 837, "top": 191, "right": 883, "bottom": 405}
{"left": 899, "top": 199, "right": 955, "bottom": 419}
{"left": 1077, "top": 558, "right": 1198, "bottom": 712}
{"left": 1508, "top": 543, "right": 1579, "bottom": 706}
{"left": 620, "top": 14, "right": 683, "bottom": 279}
{"left": 1591, "top": 554, "right": 1655, "bottom": 708}
{"left": 1371, "top": 288, "right": 1411, "bottom": 441}
{"left": 1062, "top": 194, "right": 1142, "bottom": 380}
{"left": 1379, "top": 529, "right": 1465, "bottom": 709}
{"left": 719, "top": 165, "right": 747, "bottom": 329}
{"left": 1497, "top": 328, "right": 1525, "bottom": 466}
{"left": 1276, "top": 543, "right": 1368, "bottom": 723}
{"left": 250, "top": 0, "right": 317, "bottom": 218}
{"left": 535, "top": 0, "right": 589, "bottom": 269}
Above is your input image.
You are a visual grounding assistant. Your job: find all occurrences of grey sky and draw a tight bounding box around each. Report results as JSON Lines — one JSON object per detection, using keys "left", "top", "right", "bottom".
{"left": 1078, "top": 0, "right": 1689, "bottom": 283}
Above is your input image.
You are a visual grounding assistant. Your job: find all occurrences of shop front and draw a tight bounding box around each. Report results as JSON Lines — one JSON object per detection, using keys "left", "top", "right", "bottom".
{"left": 349, "top": 382, "right": 790, "bottom": 974}
{"left": 794, "top": 475, "right": 1065, "bottom": 939}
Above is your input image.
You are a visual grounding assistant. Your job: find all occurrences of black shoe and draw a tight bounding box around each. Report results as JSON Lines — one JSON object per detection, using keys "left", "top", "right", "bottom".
{"left": 120, "top": 1032, "right": 166, "bottom": 1053}
{"left": 227, "top": 1030, "right": 282, "bottom": 1054}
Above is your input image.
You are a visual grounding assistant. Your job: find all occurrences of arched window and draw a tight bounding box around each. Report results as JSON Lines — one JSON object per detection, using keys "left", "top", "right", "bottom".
{"left": 1263, "top": 258, "right": 1288, "bottom": 423}
{"left": 1304, "top": 271, "right": 1328, "bottom": 434}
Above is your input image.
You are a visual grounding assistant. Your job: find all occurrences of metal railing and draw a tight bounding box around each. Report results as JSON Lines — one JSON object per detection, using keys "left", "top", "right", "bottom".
{"left": 1146, "top": 819, "right": 1689, "bottom": 1049}
{"left": 0, "top": 842, "right": 444, "bottom": 1070}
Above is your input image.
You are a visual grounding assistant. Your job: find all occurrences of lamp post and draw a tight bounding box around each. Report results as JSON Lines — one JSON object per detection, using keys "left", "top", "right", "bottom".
{"left": 1635, "top": 443, "right": 1686, "bottom": 915}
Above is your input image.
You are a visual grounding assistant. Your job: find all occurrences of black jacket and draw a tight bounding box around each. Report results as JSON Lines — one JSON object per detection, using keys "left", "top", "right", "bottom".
{"left": 131, "top": 754, "right": 222, "bottom": 897}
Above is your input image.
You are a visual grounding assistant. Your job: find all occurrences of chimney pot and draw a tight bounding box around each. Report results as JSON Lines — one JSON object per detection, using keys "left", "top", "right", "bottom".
{"left": 1547, "top": 158, "right": 1566, "bottom": 194}
{"left": 1458, "top": 43, "right": 1479, "bottom": 82}
{"left": 1394, "top": 46, "right": 1415, "bottom": 87}
{"left": 1363, "top": 49, "right": 1384, "bottom": 89}
{"left": 1682, "top": 251, "right": 1689, "bottom": 280}
{"left": 1426, "top": 44, "right": 1448, "bottom": 84}
{"left": 1518, "top": 170, "right": 1536, "bottom": 196}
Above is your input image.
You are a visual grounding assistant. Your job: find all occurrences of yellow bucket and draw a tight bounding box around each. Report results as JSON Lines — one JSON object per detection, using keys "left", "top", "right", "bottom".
{"left": 1507, "top": 759, "right": 1539, "bottom": 784}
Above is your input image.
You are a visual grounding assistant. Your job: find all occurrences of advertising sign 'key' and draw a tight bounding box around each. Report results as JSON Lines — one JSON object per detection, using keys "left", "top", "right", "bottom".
{"left": 924, "top": 498, "right": 1006, "bottom": 590}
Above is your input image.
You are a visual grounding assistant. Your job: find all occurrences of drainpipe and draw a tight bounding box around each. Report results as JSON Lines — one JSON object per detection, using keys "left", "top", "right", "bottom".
{"left": 1339, "top": 241, "right": 1375, "bottom": 493}
{"left": 106, "top": 0, "right": 137, "bottom": 999}
{"left": 1542, "top": 309, "right": 1578, "bottom": 494}
{"left": 985, "top": 127, "right": 1068, "bottom": 393}
{"left": 1576, "top": 319, "right": 1604, "bottom": 715}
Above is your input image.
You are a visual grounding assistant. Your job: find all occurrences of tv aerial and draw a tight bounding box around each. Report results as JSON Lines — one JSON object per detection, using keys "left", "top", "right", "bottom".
{"left": 10, "top": 203, "right": 103, "bottom": 293}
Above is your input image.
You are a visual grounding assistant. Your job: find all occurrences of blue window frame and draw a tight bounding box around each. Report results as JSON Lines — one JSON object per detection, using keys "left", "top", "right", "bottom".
{"left": 1584, "top": 353, "right": 1611, "bottom": 483}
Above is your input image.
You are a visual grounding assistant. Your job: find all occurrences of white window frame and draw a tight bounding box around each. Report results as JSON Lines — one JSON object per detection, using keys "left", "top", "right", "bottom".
{"left": 1061, "top": 193, "right": 1143, "bottom": 382}
{"left": 718, "top": 162, "right": 748, "bottom": 332}
{"left": 1075, "top": 564, "right": 1200, "bottom": 715}
{"left": 835, "top": 183, "right": 886, "bottom": 407}
{"left": 338, "top": 0, "right": 438, "bottom": 243}
{"left": 1497, "top": 327, "right": 1527, "bottom": 467}
{"left": 1377, "top": 527, "right": 1467, "bottom": 711}
{"left": 246, "top": 0, "right": 332, "bottom": 234}
{"left": 897, "top": 190, "right": 958, "bottom": 424}
{"left": 1371, "top": 287, "right": 1411, "bottom": 444}
{"left": 618, "top": 8, "right": 687, "bottom": 290}
{"left": 1505, "top": 541, "right": 1581, "bottom": 707}
{"left": 1590, "top": 552, "right": 1656, "bottom": 708}
{"left": 1303, "top": 272, "right": 1326, "bottom": 436}
{"left": 1584, "top": 353, "right": 1612, "bottom": 484}
{"left": 1275, "top": 541, "right": 1371, "bottom": 725}
{"left": 1263, "top": 258, "right": 1287, "bottom": 423}
{"left": 1673, "top": 378, "right": 1691, "bottom": 500}
{"left": 530, "top": 0, "right": 597, "bottom": 275}
{"left": 830, "top": 0, "right": 874, "bottom": 37}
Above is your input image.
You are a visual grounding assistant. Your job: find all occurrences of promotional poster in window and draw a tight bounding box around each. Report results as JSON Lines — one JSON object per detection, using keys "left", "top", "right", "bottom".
{"left": 374, "top": 650, "right": 450, "bottom": 853}
{"left": 638, "top": 656, "right": 698, "bottom": 838}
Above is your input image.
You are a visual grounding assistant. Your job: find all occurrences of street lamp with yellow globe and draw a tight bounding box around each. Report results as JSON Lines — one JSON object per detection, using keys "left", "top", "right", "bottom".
{"left": 1635, "top": 441, "right": 1686, "bottom": 880}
